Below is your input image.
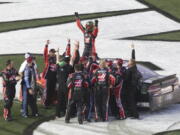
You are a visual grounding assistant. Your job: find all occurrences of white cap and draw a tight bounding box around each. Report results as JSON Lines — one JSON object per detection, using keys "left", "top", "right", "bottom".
{"left": 25, "top": 53, "right": 31, "bottom": 59}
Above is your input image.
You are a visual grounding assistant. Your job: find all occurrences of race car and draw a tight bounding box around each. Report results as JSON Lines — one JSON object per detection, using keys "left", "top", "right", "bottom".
{"left": 136, "top": 63, "right": 180, "bottom": 111}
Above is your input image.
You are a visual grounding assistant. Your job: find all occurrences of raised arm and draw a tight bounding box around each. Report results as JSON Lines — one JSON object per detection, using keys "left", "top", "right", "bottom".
{"left": 44, "top": 40, "right": 50, "bottom": 65}
{"left": 70, "top": 41, "right": 80, "bottom": 66}
{"left": 75, "top": 12, "right": 85, "bottom": 33}
{"left": 56, "top": 48, "right": 60, "bottom": 64}
{"left": 65, "top": 39, "right": 71, "bottom": 57}
{"left": 131, "top": 43, "right": 135, "bottom": 60}
{"left": 92, "top": 20, "right": 99, "bottom": 37}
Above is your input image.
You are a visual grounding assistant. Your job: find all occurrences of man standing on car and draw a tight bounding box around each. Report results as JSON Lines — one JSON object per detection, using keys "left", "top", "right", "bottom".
{"left": 75, "top": 12, "right": 99, "bottom": 57}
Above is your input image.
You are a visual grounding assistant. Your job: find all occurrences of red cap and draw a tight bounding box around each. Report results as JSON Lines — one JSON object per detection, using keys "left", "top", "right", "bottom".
{"left": 114, "top": 58, "right": 123, "bottom": 65}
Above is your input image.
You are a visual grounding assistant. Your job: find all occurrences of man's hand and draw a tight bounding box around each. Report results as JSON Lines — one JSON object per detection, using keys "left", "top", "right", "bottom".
{"left": 95, "top": 20, "right": 98, "bottom": 27}
{"left": 29, "top": 89, "right": 35, "bottom": 95}
{"left": 46, "top": 40, "right": 50, "bottom": 47}
{"left": 75, "top": 12, "right": 79, "bottom": 19}
{"left": 67, "top": 39, "right": 70, "bottom": 44}
{"left": 56, "top": 48, "right": 59, "bottom": 53}
{"left": 15, "top": 76, "right": 21, "bottom": 81}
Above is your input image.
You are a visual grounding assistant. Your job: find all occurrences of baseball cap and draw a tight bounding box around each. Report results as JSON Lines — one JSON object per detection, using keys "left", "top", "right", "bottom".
{"left": 25, "top": 52, "right": 31, "bottom": 59}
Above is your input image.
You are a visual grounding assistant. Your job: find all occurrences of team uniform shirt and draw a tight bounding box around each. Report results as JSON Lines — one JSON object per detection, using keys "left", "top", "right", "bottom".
{"left": 92, "top": 68, "right": 115, "bottom": 87}
{"left": 42, "top": 45, "right": 57, "bottom": 79}
{"left": 2, "top": 68, "right": 18, "bottom": 98}
{"left": 76, "top": 18, "right": 98, "bottom": 57}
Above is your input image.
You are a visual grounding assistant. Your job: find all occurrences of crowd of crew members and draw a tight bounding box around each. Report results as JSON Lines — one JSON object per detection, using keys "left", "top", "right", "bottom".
{"left": 1, "top": 40, "right": 140, "bottom": 124}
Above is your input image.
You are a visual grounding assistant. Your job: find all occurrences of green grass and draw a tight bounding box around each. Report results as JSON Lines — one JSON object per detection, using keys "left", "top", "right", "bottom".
{"left": 142, "top": 0, "right": 180, "bottom": 20}
{"left": 125, "top": 30, "right": 180, "bottom": 41}
{"left": 0, "top": 54, "right": 54, "bottom": 135}
{"left": 0, "top": 100, "right": 55, "bottom": 135}
{"left": 131, "top": 0, "right": 180, "bottom": 41}
{"left": 0, "top": 8, "right": 150, "bottom": 33}
{"left": 0, "top": 54, "right": 44, "bottom": 73}
{"left": 155, "top": 130, "right": 180, "bottom": 135}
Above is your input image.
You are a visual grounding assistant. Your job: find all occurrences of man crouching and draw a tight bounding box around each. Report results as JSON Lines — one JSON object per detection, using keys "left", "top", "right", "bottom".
{"left": 65, "top": 64, "right": 89, "bottom": 124}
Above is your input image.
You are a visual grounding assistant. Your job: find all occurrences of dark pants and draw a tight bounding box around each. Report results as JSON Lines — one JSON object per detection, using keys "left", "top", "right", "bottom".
{"left": 65, "top": 99, "right": 83, "bottom": 124}
{"left": 82, "top": 45, "right": 92, "bottom": 57}
{"left": 126, "top": 88, "right": 139, "bottom": 118}
{"left": 121, "top": 84, "right": 128, "bottom": 115}
{"left": 3, "top": 85, "right": 15, "bottom": 120}
{"left": 56, "top": 88, "right": 67, "bottom": 117}
{"left": 109, "top": 89, "right": 118, "bottom": 116}
{"left": 94, "top": 87, "right": 109, "bottom": 121}
{"left": 44, "top": 78, "right": 56, "bottom": 106}
{"left": 87, "top": 88, "right": 94, "bottom": 120}
{"left": 22, "top": 85, "right": 38, "bottom": 116}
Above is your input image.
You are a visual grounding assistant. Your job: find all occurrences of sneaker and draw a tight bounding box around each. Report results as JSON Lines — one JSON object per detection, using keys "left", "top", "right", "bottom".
{"left": 102, "top": 118, "right": 106, "bottom": 122}
{"left": 79, "top": 121, "right": 83, "bottom": 124}
{"left": 95, "top": 118, "right": 101, "bottom": 122}
{"left": 33, "top": 113, "right": 39, "bottom": 117}
{"left": 120, "top": 117, "right": 126, "bottom": 120}
{"left": 65, "top": 120, "right": 70, "bottom": 123}
{"left": 22, "top": 114, "right": 28, "bottom": 118}
{"left": 5, "top": 117, "right": 12, "bottom": 121}
{"left": 95, "top": 119, "right": 98, "bottom": 122}
{"left": 55, "top": 116, "right": 60, "bottom": 119}
{"left": 87, "top": 119, "right": 91, "bottom": 122}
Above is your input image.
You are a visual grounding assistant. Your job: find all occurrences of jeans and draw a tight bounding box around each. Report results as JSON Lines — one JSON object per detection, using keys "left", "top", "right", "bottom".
{"left": 22, "top": 85, "right": 38, "bottom": 116}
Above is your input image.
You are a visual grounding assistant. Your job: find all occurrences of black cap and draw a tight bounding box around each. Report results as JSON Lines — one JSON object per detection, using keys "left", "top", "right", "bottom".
{"left": 49, "top": 49, "right": 56, "bottom": 53}
{"left": 64, "top": 56, "right": 70, "bottom": 62}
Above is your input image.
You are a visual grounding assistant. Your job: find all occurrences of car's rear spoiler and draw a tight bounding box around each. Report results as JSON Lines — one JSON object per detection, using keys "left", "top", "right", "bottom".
{"left": 146, "top": 74, "right": 177, "bottom": 84}
{"left": 136, "top": 61, "right": 163, "bottom": 71}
